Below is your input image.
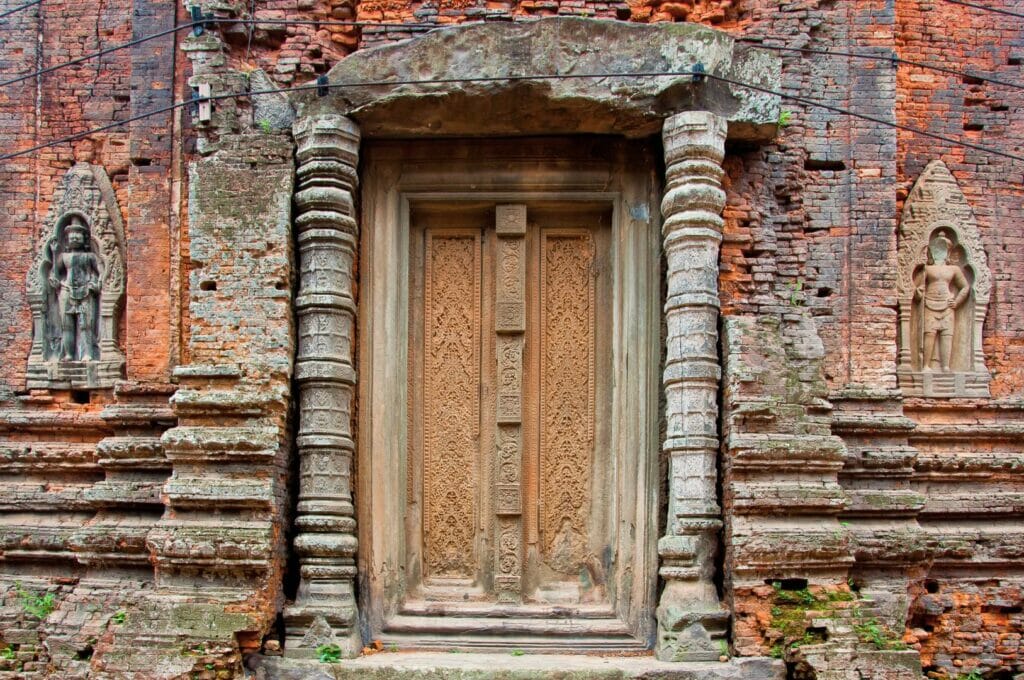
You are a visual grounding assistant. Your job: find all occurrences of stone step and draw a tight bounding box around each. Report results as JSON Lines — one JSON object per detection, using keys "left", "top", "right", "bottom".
{"left": 249, "top": 652, "right": 784, "bottom": 679}
{"left": 384, "top": 613, "right": 637, "bottom": 638}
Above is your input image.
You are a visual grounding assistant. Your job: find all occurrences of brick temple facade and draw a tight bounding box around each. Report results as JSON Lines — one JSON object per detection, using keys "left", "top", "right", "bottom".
{"left": 0, "top": 1, "right": 1022, "bottom": 678}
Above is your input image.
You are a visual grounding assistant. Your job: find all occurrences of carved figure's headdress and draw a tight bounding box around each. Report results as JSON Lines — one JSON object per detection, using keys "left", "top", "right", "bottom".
{"left": 64, "top": 216, "right": 88, "bottom": 236}
{"left": 928, "top": 232, "right": 952, "bottom": 263}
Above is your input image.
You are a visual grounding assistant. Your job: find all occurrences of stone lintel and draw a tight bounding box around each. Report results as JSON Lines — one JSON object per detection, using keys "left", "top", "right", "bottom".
{"left": 294, "top": 18, "right": 780, "bottom": 141}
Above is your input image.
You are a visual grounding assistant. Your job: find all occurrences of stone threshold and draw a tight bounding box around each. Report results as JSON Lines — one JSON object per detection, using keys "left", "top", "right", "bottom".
{"left": 246, "top": 652, "right": 784, "bottom": 679}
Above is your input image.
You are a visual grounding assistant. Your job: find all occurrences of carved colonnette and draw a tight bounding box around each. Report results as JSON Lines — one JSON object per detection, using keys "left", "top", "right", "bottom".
{"left": 26, "top": 162, "right": 126, "bottom": 390}
{"left": 656, "top": 111, "right": 730, "bottom": 661}
{"left": 284, "top": 114, "right": 362, "bottom": 657}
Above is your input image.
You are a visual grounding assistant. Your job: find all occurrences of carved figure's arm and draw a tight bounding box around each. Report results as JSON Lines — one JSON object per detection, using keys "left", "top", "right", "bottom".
{"left": 50, "top": 253, "right": 65, "bottom": 289}
{"left": 951, "top": 269, "right": 970, "bottom": 308}
{"left": 88, "top": 253, "right": 102, "bottom": 292}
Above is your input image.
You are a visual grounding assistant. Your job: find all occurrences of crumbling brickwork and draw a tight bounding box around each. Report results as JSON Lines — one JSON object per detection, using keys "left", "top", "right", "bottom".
{"left": 0, "top": 0, "right": 1022, "bottom": 677}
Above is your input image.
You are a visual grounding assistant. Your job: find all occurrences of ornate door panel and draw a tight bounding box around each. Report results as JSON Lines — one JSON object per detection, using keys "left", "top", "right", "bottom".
{"left": 400, "top": 202, "right": 625, "bottom": 645}
{"left": 359, "top": 139, "right": 661, "bottom": 653}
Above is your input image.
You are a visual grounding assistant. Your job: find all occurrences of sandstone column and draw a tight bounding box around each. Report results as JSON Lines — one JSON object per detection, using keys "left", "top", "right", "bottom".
{"left": 284, "top": 114, "right": 362, "bottom": 657}
{"left": 656, "top": 111, "right": 729, "bottom": 662}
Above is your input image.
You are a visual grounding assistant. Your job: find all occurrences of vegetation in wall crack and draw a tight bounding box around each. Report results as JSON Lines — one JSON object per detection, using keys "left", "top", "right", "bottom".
{"left": 14, "top": 583, "right": 55, "bottom": 620}
{"left": 317, "top": 643, "right": 342, "bottom": 663}
{"left": 852, "top": 616, "right": 908, "bottom": 651}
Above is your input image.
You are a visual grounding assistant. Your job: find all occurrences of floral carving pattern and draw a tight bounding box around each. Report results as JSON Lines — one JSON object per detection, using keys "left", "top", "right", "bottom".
{"left": 540, "top": 232, "right": 595, "bottom": 575}
{"left": 423, "top": 233, "right": 480, "bottom": 578}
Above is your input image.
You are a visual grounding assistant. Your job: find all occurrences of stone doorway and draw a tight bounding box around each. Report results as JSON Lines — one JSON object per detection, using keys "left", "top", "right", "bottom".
{"left": 284, "top": 17, "right": 781, "bottom": 659}
{"left": 356, "top": 138, "right": 662, "bottom": 651}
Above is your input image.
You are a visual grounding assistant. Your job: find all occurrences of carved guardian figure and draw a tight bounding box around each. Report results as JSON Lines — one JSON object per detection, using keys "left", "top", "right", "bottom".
{"left": 26, "top": 163, "right": 126, "bottom": 389}
{"left": 50, "top": 215, "right": 102, "bottom": 362}
{"left": 917, "top": 233, "right": 969, "bottom": 373}
{"left": 898, "top": 161, "right": 991, "bottom": 397}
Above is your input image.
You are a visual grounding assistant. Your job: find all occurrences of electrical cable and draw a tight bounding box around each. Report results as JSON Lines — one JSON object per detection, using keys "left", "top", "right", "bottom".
{"left": 706, "top": 70, "right": 1024, "bottom": 162}
{"left": 2, "top": 69, "right": 1022, "bottom": 164}
{"left": 940, "top": 0, "right": 1024, "bottom": 20}
{"left": 739, "top": 39, "right": 1024, "bottom": 92}
{"left": 0, "top": 18, "right": 438, "bottom": 90}
{"left": 0, "top": 0, "right": 42, "bottom": 20}
{"left": 5, "top": 16, "right": 1024, "bottom": 96}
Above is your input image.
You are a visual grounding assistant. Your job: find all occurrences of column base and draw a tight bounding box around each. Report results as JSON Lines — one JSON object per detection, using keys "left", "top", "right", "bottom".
{"left": 656, "top": 606, "right": 730, "bottom": 662}
{"left": 283, "top": 605, "right": 362, "bottom": 660}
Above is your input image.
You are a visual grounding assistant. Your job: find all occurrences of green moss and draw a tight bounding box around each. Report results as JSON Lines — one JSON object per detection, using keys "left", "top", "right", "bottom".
{"left": 765, "top": 582, "right": 853, "bottom": 656}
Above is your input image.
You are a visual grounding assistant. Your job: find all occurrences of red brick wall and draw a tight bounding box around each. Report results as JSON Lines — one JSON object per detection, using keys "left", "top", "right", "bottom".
{"left": 896, "top": 0, "right": 1024, "bottom": 399}
{"left": 0, "top": 1, "right": 1022, "bottom": 674}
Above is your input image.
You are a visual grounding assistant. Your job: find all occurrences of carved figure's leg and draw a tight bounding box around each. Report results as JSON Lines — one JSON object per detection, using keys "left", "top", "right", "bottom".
{"left": 938, "top": 328, "right": 953, "bottom": 372}
{"left": 922, "top": 330, "right": 937, "bottom": 371}
{"left": 60, "top": 304, "right": 77, "bottom": 361}
{"left": 79, "top": 304, "right": 97, "bottom": 361}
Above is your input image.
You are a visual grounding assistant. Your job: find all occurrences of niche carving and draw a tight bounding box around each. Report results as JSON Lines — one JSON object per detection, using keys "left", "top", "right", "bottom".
{"left": 26, "top": 163, "right": 126, "bottom": 389}
{"left": 897, "top": 160, "right": 990, "bottom": 398}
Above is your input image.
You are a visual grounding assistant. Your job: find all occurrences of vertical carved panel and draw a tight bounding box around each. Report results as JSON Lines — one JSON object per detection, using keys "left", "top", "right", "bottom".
{"left": 423, "top": 232, "right": 480, "bottom": 578}
{"left": 539, "top": 231, "right": 595, "bottom": 575}
{"left": 496, "top": 335, "right": 523, "bottom": 423}
{"left": 495, "top": 425, "right": 522, "bottom": 514}
{"left": 494, "top": 204, "right": 526, "bottom": 603}
{"left": 496, "top": 236, "right": 526, "bottom": 334}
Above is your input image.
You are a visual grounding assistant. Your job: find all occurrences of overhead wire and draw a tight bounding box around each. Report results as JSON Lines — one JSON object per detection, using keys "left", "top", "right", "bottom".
{"left": 940, "top": 0, "right": 1024, "bottom": 20}
{"left": 3, "top": 16, "right": 1024, "bottom": 94}
{"left": 737, "top": 39, "right": 1023, "bottom": 92}
{"left": 2, "top": 69, "right": 1023, "bottom": 164}
{"left": 0, "top": 0, "right": 42, "bottom": 20}
{"left": 0, "top": 16, "right": 438, "bottom": 89}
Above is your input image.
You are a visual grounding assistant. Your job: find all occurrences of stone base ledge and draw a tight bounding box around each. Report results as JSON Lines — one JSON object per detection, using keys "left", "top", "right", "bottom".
{"left": 247, "top": 652, "right": 784, "bottom": 680}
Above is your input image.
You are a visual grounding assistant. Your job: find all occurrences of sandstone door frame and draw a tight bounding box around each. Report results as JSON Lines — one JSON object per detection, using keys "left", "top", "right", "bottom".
{"left": 356, "top": 138, "right": 662, "bottom": 649}
{"left": 284, "top": 17, "right": 780, "bottom": 659}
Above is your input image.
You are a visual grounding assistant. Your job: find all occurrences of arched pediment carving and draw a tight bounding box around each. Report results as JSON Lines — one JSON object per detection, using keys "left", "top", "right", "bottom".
{"left": 26, "top": 162, "right": 126, "bottom": 389}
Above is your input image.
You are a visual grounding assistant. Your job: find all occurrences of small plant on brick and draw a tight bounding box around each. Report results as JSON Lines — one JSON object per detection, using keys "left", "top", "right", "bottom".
{"left": 111, "top": 610, "right": 127, "bottom": 625}
{"left": 316, "top": 643, "right": 342, "bottom": 663}
{"left": 257, "top": 119, "right": 273, "bottom": 134}
{"left": 0, "top": 647, "right": 14, "bottom": 660}
{"left": 14, "top": 583, "right": 55, "bottom": 620}
{"left": 852, "top": 617, "right": 908, "bottom": 651}
{"left": 777, "top": 110, "right": 793, "bottom": 127}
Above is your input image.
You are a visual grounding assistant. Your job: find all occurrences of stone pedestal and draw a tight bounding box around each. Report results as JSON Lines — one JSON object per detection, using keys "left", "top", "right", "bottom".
{"left": 284, "top": 114, "right": 363, "bottom": 658}
{"left": 656, "top": 111, "right": 730, "bottom": 661}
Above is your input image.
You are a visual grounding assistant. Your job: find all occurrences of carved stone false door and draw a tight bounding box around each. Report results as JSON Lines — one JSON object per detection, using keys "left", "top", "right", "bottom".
{"left": 401, "top": 200, "right": 625, "bottom": 647}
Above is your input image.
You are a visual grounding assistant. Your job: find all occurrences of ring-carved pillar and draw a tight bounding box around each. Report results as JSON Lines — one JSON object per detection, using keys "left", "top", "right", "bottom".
{"left": 656, "top": 111, "right": 730, "bottom": 662}
{"left": 284, "top": 114, "right": 362, "bottom": 657}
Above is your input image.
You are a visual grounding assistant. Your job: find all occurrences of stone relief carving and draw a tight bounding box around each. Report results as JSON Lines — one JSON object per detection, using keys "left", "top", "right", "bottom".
{"left": 26, "top": 162, "right": 126, "bottom": 389}
{"left": 493, "top": 205, "right": 525, "bottom": 603}
{"left": 898, "top": 160, "right": 991, "bottom": 397}
{"left": 423, "top": 231, "right": 480, "bottom": 578}
{"left": 540, "top": 232, "right": 595, "bottom": 576}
